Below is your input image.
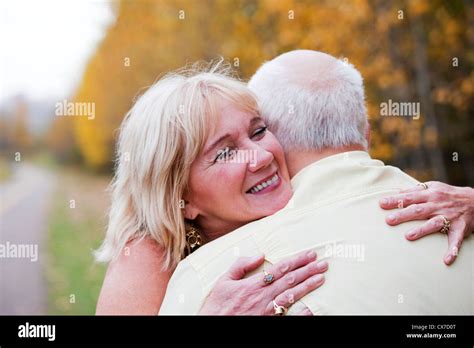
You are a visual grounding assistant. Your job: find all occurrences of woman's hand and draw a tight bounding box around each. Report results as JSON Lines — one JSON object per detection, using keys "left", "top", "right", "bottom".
{"left": 199, "top": 250, "right": 327, "bottom": 315}
{"left": 380, "top": 181, "right": 474, "bottom": 265}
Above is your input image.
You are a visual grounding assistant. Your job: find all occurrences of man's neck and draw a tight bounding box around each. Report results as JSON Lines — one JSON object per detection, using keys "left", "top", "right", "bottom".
{"left": 286, "top": 145, "right": 366, "bottom": 178}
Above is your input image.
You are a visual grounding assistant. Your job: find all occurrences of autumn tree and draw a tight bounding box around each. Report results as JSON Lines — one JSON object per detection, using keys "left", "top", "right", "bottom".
{"left": 71, "top": 0, "right": 473, "bottom": 184}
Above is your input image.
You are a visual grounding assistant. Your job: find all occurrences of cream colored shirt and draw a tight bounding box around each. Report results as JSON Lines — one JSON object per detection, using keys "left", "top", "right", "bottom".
{"left": 159, "top": 151, "right": 473, "bottom": 315}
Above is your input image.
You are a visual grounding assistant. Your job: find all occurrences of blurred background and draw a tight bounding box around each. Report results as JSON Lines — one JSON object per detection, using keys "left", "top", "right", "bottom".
{"left": 0, "top": 0, "right": 473, "bottom": 315}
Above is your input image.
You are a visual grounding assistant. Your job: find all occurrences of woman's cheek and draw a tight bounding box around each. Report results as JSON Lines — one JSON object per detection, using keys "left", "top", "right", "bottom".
{"left": 263, "top": 133, "right": 283, "bottom": 155}
{"left": 213, "top": 164, "right": 246, "bottom": 195}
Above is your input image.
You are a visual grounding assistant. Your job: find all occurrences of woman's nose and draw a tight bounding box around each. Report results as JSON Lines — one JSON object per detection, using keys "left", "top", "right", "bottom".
{"left": 247, "top": 145, "right": 273, "bottom": 173}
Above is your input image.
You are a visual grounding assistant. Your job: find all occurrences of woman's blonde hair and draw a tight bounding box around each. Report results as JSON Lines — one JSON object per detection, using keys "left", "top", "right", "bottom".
{"left": 94, "top": 59, "right": 259, "bottom": 271}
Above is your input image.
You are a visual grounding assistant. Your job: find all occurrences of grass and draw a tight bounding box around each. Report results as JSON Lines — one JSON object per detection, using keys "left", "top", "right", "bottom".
{"left": 0, "top": 157, "right": 12, "bottom": 182}
{"left": 31, "top": 151, "right": 60, "bottom": 171}
{"left": 46, "top": 167, "right": 110, "bottom": 315}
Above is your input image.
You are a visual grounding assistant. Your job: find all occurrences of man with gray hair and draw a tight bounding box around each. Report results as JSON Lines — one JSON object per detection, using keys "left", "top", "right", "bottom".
{"left": 250, "top": 50, "right": 368, "bottom": 152}
{"left": 159, "top": 50, "right": 472, "bottom": 315}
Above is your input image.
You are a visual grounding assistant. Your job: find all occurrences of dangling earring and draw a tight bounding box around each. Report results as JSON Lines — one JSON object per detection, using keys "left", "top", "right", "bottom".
{"left": 186, "top": 225, "right": 202, "bottom": 254}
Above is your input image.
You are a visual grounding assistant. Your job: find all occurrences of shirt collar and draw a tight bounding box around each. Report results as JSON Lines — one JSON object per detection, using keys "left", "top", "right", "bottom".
{"left": 290, "top": 150, "right": 372, "bottom": 189}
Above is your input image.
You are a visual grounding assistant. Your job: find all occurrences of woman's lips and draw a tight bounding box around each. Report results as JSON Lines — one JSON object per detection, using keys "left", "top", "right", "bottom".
{"left": 246, "top": 172, "right": 281, "bottom": 195}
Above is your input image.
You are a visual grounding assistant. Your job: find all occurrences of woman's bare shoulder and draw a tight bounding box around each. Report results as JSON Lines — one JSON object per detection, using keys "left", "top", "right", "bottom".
{"left": 96, "top": 237, "right": 172, "bottom": 315}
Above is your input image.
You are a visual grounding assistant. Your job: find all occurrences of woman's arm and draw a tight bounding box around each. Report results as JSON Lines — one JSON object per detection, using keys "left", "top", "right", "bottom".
{"left": 96, "top": 237, "right": 172, "bottom": 315}
{"left": 198, "top": 250, "right": 328, "bottom": 315}
{"left": 380, "top": 181, "right": 474, "bottom": 265}
{"left": 96, "top": 239, "right": 327, "bottom": 316}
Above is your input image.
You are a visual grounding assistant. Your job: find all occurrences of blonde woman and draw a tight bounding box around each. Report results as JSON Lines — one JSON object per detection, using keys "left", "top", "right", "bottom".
{"left": 95, "top": 61, "right": 473, "bottom": 315}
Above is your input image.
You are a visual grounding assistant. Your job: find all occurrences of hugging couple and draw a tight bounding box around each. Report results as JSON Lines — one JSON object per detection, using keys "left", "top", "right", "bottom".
{"left": 96, "top": 50, "right": 473, "bottom": 315}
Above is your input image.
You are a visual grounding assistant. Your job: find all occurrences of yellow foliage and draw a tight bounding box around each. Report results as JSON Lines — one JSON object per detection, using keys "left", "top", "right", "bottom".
{"left": 70, "top": 0, "right": 473, "bottom": 181}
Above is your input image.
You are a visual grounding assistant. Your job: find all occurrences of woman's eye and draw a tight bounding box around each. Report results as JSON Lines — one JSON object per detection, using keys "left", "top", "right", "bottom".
{"left": 215, "top": 147, "right": 236, "bottom": 162}
{"left": 252, "top": 126, "right": 267, "bottom": 138}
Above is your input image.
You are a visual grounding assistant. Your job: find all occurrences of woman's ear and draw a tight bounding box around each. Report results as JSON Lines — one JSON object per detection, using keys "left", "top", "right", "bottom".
{"left": 183, "top": 201, "right": 199, "bottom": 220}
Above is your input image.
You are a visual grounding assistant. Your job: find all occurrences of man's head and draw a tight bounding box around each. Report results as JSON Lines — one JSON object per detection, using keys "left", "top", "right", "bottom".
{"left": 248, "top": 50, "right": 369, "bottom": 154}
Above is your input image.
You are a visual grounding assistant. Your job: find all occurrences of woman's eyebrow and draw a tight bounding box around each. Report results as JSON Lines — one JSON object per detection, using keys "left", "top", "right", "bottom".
{"left": 204, "top": 134, "right": 231, "bottom": 155}
{"left": 249, "top": 116, "right": 263, "bottom": 127}
{"left": 204, "top": 116, "right": 263, "bottom": 155}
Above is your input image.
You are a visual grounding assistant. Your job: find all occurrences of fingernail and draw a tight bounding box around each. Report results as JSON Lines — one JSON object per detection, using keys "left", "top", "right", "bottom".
{"left": 311, "top": 274, "right": 324, "bottom": 284}
{"left": 381, "top": 198, "right": 388, "bottom": 205}
{"left": 406, "top": 231, "right": 417, "bottom": 239}
{"left": 387, "top": 214, "right": 396, "bottom": 223}
{"left": 317, "top": 260, "right": 329, "bottom": 270}
{"left": 446, "top": 249, "right": 458, "bottom": 264}
{"left": 307, "top": 250, "right": 316, "bottom": 260}
{"left": 445, "top": 254, "right": 455, "bottom": 265}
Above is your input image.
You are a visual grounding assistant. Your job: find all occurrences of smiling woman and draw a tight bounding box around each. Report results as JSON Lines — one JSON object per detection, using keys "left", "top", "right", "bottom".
{"left": 95, "top": 59, "right": 325, "bottom": 315}
{"left": 94, "top": 59, "right": 293, "bottom": 270}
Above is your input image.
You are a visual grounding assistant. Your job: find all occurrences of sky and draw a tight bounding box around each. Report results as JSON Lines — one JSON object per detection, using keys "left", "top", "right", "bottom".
{"left": 0, "top": 0, "right": 116, "bottom": 104}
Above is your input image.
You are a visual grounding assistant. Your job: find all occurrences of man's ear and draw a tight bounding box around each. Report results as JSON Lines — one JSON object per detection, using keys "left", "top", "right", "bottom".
{"left": 183, "top": 200, "right": 199, "bottom": 220}
{"left": 365, "top": 122, "right": 371, "bottom": 148}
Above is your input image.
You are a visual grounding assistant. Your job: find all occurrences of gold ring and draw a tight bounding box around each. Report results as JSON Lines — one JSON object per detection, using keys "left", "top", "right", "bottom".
{"left": 272, "top": 300, "right": 288, "bottom": 316}
{"left": 263, "top": 270, "right": 274, "bottom": 285}
{"left": 440, "top": 215, "right": 451, "bottom": 234}
{"left": 417, "top": 182, "right": 428, "bottom": 190}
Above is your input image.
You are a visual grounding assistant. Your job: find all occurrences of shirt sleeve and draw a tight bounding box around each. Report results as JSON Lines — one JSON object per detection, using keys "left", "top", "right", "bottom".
{"left": 158, "top": 258, "right": 206, "bottom": 315}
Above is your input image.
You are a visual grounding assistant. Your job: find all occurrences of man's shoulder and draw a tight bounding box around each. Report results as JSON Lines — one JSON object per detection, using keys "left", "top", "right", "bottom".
{"left": 184, "top": 218, "right": 266, "bottom": 272}
{"left": 290, "top": 152, "right": 420, "bottom": 213}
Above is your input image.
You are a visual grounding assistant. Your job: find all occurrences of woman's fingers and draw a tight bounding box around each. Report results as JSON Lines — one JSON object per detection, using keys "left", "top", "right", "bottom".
{"left": 254, "top": 249, "right": 318, "bottom": 286}
{"left": 405, "top": 217, "right": 464, "bottom": 265}
{"left": 379, "top": 191, "right": 429, "bottom": 210}
{"left": 380, "top": 180, "right": 472, "bottom": 266}
{"left": 265, "top": 272, "right": 325, "bottom": 315}
{"left": 274, "top": 273, "right": 325, "bottom": 308}
{"left": 226, "top": 249, "right": 319, "bottom": 283}
{"left": 405, "top": 216, "right": 445, "bottom": 241}
{"left": 379, "top": 181, "right": 441, "bottom": 209}
{"left": 267, "top": 259, "right": 328, "bottom": 299}
{"left": 385, "top": 202, "right": 435, "bottom": 226}
{"left": 398, "top": 181, "right": 438, "bottom": 194}
{"left": 444, "top": 220, "right": 465, "bottom": 266}
{"left": 225, "top": 254, "right": 265, "bottom": 280}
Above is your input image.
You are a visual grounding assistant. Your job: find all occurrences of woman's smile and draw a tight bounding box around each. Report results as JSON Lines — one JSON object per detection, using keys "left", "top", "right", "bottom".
{"left": 246, "top": 171, "right": 281, "bottom": 194}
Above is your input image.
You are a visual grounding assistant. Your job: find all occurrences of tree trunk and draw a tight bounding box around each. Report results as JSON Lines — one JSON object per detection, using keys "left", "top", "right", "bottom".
{"left": 408, "top": 5, "right": 448, "bottom": 181}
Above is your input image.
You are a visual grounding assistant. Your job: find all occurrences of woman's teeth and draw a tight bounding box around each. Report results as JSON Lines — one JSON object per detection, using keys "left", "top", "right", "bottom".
{"left": 249, "top": 174, "right": 278, "bottom": 193}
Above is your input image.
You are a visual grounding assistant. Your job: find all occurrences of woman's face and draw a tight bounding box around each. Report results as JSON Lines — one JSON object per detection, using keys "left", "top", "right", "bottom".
{"left": 184, "top": 100, "right": 292, "bottom": 240}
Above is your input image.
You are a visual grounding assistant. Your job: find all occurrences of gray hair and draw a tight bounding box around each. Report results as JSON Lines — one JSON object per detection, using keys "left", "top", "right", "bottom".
{"left": 248, "top": 50, "right": 368, "bottom": 152}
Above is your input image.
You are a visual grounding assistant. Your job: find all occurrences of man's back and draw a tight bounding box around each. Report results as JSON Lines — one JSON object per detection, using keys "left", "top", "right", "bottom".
{"left": 159, "top": 151, "right": 473, "bottom": 314}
